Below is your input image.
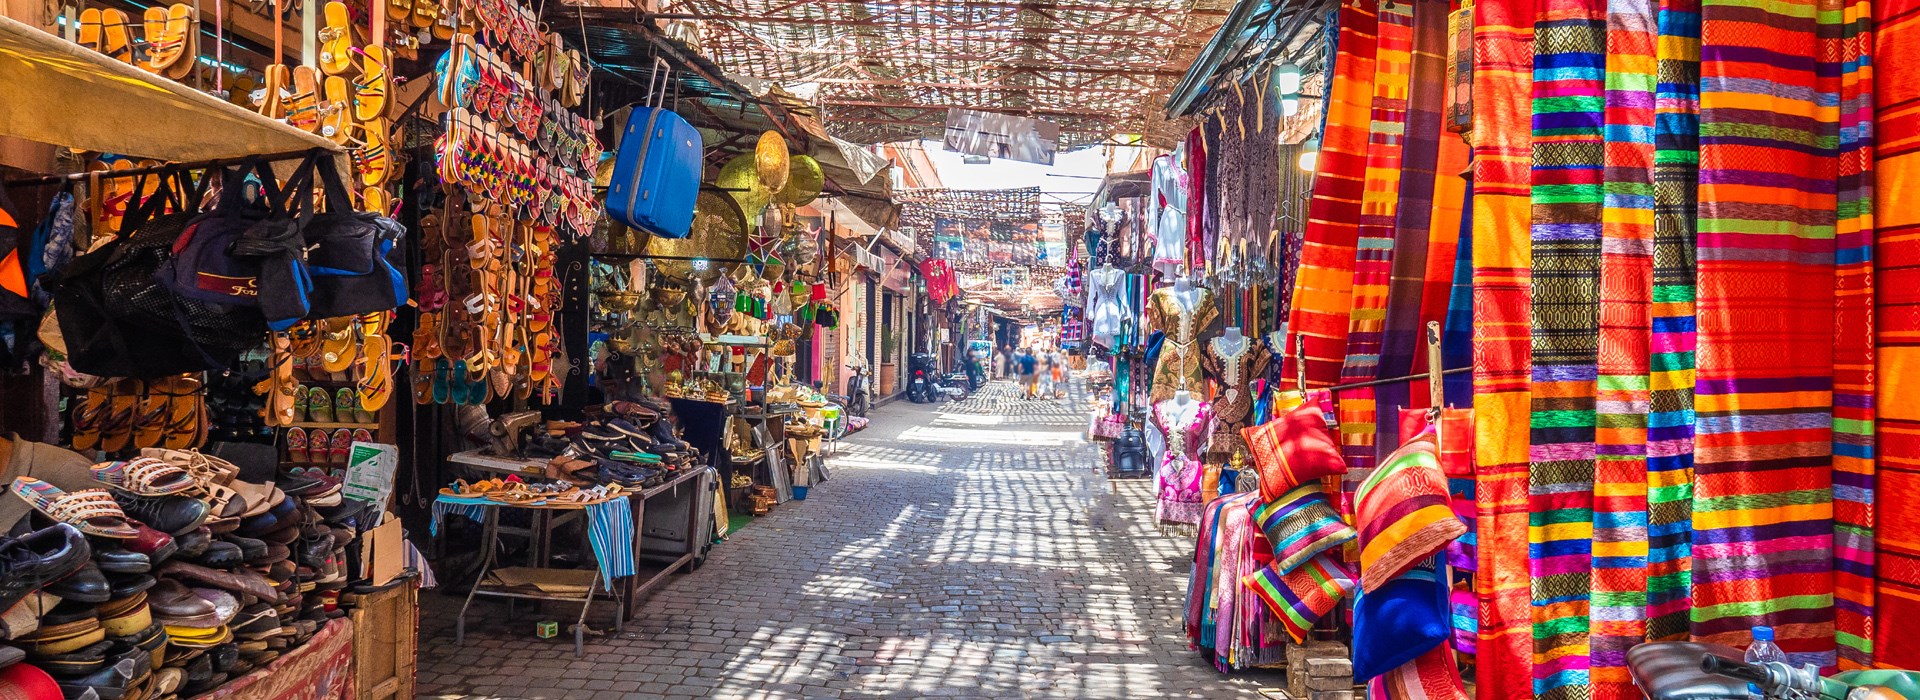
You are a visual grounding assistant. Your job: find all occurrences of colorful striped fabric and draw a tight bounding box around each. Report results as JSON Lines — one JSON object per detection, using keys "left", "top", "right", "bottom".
{"left": 1873, "top": 0, "right": 1920, "bottom": 671}
{"left": 1357, "top": 432, "right": 1467, "bottom": 592}
{"left": 1443, "top": 181, "right": 1475, "bottom": 406}
{"left": 1689, "top": 0, "right": 1839, "bottom": 668}
{"left": 1826, "top": 0, "right": 1875, "bottom": 669}
{"left": 1469, "top": 0, "right": 1538, "bottom": 692}
{"left": 1528, "top": 0, "right": 1606, "bottom": 691}
{"left": 1243, "top": 553, "right": 1357, "bottom": 644}
{"left": 1646, "top": 0, "right": 1700, "bottom": 646}
{"left": 1588, "top": 0, "right": 1658, "bottom": 691}
{"left": 1376, "top": 0, "right": 1451, "bottom": 464}
{"left": 1366, "top": 644, "right": 1470, "bottom": 700}
{"left": 1285, "top": 0, "right": 1380, "bottom": 389}
{"left": 1336, "top": 0, "right": 1417, "bottom": 481}
{"left": 1253, "top": 482, "right": 1359, "bottom": 573}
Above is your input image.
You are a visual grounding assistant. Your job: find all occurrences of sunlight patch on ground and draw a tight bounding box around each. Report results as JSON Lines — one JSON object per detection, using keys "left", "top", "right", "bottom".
{"left": 896, "top": 426, "right": 1080, "bottom": 446}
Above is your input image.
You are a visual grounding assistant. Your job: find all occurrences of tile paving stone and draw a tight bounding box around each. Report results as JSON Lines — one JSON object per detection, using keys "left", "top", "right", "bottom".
{"left": 417, "top": 382, "right": 1285, "bottom": 698}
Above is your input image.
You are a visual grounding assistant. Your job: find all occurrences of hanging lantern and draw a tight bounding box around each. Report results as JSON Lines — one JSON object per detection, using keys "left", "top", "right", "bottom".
{"left": 755, "top": 131, "right": 791, "bottom": 193}
{"left": 717, "top": 155, "right": 772, "bottom": 221}
{"left": 774, "top": 155, "right": 825, "bottom": 205}
{"left": 1273, "top": 63, "right": 1302, "bottom": 117}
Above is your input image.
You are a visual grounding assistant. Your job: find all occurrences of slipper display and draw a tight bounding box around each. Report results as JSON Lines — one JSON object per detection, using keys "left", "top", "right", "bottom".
{"left": 11, "top": 479, "right": 140, "bottom": 539}
{"left": 89, "top": 458, "right": 196, "bottom": 496}
{"left": 317, "top": 1, "right": 353, "bottom": 75}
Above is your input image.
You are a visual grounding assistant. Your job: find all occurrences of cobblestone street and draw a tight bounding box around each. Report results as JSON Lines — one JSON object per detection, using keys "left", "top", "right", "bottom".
{"left": 417, "top": 382, "right": 1283, "bottom": 698}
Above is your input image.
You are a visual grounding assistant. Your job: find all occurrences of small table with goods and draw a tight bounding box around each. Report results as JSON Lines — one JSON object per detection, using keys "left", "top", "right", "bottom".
{"left": 437, "top": 450, "right": 713, "bottom": 655}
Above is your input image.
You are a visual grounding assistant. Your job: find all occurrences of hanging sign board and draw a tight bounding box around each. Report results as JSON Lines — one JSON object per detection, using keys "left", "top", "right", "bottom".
{"left": 943, "top": 108, "right": 1060, "bottom": 166}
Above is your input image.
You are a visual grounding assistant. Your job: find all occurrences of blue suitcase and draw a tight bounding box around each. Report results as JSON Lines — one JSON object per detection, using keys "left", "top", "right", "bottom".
{"left": 606, "top": 106, "right": 703, "bottom": 238}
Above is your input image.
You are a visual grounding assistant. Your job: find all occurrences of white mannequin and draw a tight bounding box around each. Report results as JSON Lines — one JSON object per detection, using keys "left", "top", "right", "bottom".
{"left": 1174, "top": 388, "right": 1192, "bottom": 406}
{"left": 1220, "top": 326, "right": 1246, "bottom": 354}
{"left": 1171, "top": 276, "right": 1202, "bottom": 315}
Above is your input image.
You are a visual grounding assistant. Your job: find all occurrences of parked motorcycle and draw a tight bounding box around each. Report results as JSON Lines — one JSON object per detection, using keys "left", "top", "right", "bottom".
{"left": 907, "top": 353, "right": 940, "bottom": 404}
{"left": 830, "top": 365, "right": 872, "bottom": 418}
{"left": 1629, "top": 642, "right": 1920, "bottom": 700}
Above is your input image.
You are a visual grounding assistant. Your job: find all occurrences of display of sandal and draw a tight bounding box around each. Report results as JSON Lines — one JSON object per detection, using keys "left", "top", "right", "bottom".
{"left": 89, "top": 458, "right": 197, "bottom": 496}
{"left": 305, "top": 387, "right": 333, "bottom": 424}
{"left": 328, "top": 428, "right": 351, "bottom": 464}
{"left": 12, "top": 478, "right": 141, "bottom": 538}
{"left": 286, "top": 427, "right": 309, "bottom": 463}
{"left": 317, "top": 1, "right": 353, "bottom": 75}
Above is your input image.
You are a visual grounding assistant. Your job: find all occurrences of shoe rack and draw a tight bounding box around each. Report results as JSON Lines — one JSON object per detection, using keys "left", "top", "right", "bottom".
{"left": 280, "top": 354, "right": 397, "bottom": 475}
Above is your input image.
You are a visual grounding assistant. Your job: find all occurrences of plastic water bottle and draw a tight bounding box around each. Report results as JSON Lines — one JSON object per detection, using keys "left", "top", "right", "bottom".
{"left": 1745, "top": 625, "right": 1786, "bottom": 699}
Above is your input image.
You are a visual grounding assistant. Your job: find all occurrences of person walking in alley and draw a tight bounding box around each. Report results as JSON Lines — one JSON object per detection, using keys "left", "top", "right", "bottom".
{"left": 1017, "top": 347, "right": 1039, "bottom": 399}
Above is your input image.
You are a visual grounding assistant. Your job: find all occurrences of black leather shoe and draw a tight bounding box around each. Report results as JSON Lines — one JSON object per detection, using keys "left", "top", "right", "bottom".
{"left": 173, "top": 529, "right": 211, "bottom": 559}
{"left": 45, "top": 560, "right": 110, "bottom": 604}
{"left": 110, "top": 494, "right": 210, "bottom": 536}
{"left": 186, "top": 541, "right": 243, "bottom": 569}
{"left": 221, "top": 535, "right": 268, "bottom": 565}
{"left": 59, "top": 655, "right": 148, "bottom": 700}
{"left": 104, "top": 573, "right": 154, "bottom": 600}
{"left": 0, "top": 523, "right": 90, "bottom": 610}
{"left": 93, "top": 549, "right": 149, "bottom": 575}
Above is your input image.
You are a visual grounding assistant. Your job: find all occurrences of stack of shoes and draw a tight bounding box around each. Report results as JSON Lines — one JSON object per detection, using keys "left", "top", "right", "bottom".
{"left": 0, "top": 446, "right": 366, "bottom": 699}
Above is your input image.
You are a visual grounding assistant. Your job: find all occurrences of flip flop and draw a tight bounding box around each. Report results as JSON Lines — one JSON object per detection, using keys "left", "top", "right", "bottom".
{"left": 353, "top": 119, "right": 390, "bottom": 186}
{"left": 162, "top": 7, "right": 196, "bottom": 81}
{"left": 100, "top": 380, "right": 142, "bottom": 453}
{"left": 362, "top": 185, "right": 389, "bottom": 215}
{"left": 353, "top": 46, "right": 387, "bottom": 122}
{"left": 287, "top": 427, "right": 309, "bottom": 463}
{"left": 321, "top": 75, "right": 352, "bottom": 144}
{"left": 319, "top": 324, "right": 356, "bottom": 374}
{"left": 257, "top": 65, "right": 289, "bottom": 118}
{"left": 157, "top": 375, "right": 205, "bottom": 450}
{"left": 318, "top": 1, "right": 353, "bottom": 75}
{"left": 101, "top": 9, "right": 135, "bottom": 64}
{"left": 11, "top": 478, "right": 140, "bottom": 538}
{"left": 388, "top": 0, "right": 412, "bottom": 21}
{"left": 306, "top": 386, "right": 334, "bottom": 423}
{"left": 130, "top": 383, "right": 169, "bottom": 450}
{"left": 139, "top": 7, "right": 168, "bottom": 72}
{"left": 78, "top": 8, "right": 103, "bottom": 51}
{"left": 356, "top": 333, "right": 393, "bottom": 413}
{"left": 90, "top": 457, "right": 197, "bottom": 496}
{"left": 147, "top": 4, "right": 194, "bottom": 72}
{"left": 286, "top": 66, "right": 321, "bottom": 132}
{"left": 412, "top": 0, "right": 436, "bottom": 30}
{"left": 412, "top": 358, "right": 435, "bottom": 405}
{"left": 70, "top": 385, "right": 111, "bottom": 452}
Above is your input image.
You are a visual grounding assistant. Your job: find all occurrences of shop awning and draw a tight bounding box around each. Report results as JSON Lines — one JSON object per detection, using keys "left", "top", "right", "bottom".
{"left": 0, "top": 15, "right": 339, "bottom": 163}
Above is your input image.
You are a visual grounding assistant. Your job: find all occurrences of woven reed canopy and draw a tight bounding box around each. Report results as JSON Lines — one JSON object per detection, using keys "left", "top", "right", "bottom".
{"left": 650, "top": 0, "right": 1235, "bottom": 147}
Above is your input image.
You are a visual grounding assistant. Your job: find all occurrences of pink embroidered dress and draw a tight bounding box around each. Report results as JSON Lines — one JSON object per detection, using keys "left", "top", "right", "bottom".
{"left": 1153, "top": 398, "right": 1211, "bottom": 525}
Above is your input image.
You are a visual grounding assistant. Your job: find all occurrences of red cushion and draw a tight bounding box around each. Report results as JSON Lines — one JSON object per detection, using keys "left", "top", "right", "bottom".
{"left": 1241, "top": 401, "right": 1348, "bottom": 502}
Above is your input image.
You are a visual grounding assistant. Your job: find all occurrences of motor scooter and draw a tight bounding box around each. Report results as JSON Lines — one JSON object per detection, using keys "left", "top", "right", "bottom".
{"left": 907, "top": 353, "right": 940, "bottom": 404}
{"left": 1629, "top": 642, "right": 1920, "bottom": 700}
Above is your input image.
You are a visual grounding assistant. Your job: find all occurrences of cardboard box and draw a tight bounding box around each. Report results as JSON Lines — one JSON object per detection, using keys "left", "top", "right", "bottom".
{"left": 357, "top": 511, "right": 406, "bottom": 587}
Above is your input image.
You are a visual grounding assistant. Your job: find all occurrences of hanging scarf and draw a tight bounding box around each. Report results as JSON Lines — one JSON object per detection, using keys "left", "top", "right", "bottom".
{"left": 1872, "top": 0, "right": 1920, "bottom": 672}
{"left": 1645, "top": 0, "right": 1701, "bottom": 648}
{"left": 1827, "top": 0, "right": 1875, "bottom": 669}
{"left": 1468, "top": 0, "right": 1538, "bottom": 692}
{"left": 1285, "top": 0, "right": 1380, "bottom": 388}
{"left": 1689, "top": 0, "right": 1840, "bottom": 669}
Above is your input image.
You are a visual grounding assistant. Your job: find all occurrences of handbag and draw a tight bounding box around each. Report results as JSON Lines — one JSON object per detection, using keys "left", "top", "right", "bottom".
{"left": 165, "top": 157, "right": 309, "bottom": 328}
{"left": 1090, "top": 407, "right": 1124, "bottom": 441}
{"left": 51, "top": 168, "right": 268, "bottom": 377}
{"left": 293, "top": 155, "right": 407, "bottom": 319}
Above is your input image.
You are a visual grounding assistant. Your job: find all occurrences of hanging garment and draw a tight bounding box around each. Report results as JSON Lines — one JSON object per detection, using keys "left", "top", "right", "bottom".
{"left": 1468, "top": 0, "right": 1538, "bottom": 692}
{"left": 1441, "top": 182, "right": 1475, "bottom": 406}
{"left": 1087, "top": 266, "right": 1129, "bottom": 351}
{"left": 1154, "top": 155, "right": 1191, "bottom": 274}
{"left": 1146, "top": 285, "right": 1221, "bottom": 403}
{"left": 1873, "top": 0, "right": 1920, "bottom": 673}
{"left": 1645, "top": 0, "right": 1701, "bottom": 648}
{"left": 1285, "top": 0, "right": 1380, "bottom": 388}
{"left": 1689, "top": 0, "right": 1840, "bottom": 668}
{"left": 1202, "top": 335, "right": 1273, "bottom": 460}
{"left": 1154, "top": 398, "right": 1212, "bottom": 525}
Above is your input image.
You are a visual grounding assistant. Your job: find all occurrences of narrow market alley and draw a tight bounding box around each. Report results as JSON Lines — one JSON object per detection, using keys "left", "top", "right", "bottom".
{"left": 417, "top": 382, "right": 1281, "bottom": 699}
